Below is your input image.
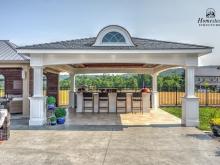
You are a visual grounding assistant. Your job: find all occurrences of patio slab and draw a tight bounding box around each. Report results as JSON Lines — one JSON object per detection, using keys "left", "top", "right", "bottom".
{"left": 65, "top": 108, "right": 181, "bottom": 126}
{"left": 1, "top": 109, "right": 220, "bottom": 165}
{"left": 10, "top": 108, "right": 181, "bottom": 130}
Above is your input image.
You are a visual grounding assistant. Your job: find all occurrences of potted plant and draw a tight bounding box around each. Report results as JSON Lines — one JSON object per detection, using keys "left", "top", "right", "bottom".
{"left": 55, "top": 107, "right": 66, "bottom": 124}
{"left": 50, "top": 116, "right": 57, "bottom": 125}
{"left": 47, "top": 96, "right": 56, "bottom": 110}
{"left": 210, "top": 118, "right": 220, "bottom": 136}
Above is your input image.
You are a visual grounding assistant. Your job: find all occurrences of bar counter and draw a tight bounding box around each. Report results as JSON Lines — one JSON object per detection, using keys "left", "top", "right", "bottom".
{"left": 70, "top": 92, "right": 151, "bottom": 113}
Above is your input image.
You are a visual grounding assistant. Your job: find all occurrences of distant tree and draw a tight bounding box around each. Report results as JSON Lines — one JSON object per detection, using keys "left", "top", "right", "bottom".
{"left": 59, "top": 79, "right": 70, "bottom": 89}
{"left": 157, "top": 77, "right": 164, "bottom": 91}
{"left": 59, "top": 72, "right": 184, "bottom": 92}
{"left": 171, "top": 74, "right": 181, "bottom": 89}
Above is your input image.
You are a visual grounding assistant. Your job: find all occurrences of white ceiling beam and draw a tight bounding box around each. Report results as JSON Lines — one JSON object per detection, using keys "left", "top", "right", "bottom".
{"left": 45, "top": 65, "right": 75, "bottom": 73}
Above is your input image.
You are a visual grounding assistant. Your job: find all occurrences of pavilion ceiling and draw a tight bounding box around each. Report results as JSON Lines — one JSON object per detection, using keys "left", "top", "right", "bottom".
{"left": 71, "top": 63, "right": 160, "bottom": 68}
{"left": 45, "top": 63, "right": 179, "bottom": 74}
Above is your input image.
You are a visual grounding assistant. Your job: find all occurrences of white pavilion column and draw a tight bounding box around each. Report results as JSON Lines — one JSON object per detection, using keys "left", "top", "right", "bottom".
{"left": 69, "top": 73, "right": 76, "bottom": 108}
{"left": 151, "top": 73, "right": 159, "bottom": 110}
{"left": 182, "top": 66, "right": 199, "bottom": 127}
{"left": 29, "top": 66, "right": 46, "bottom": 126}
{"left": 22, "top": 66, "right": 30, "bottom": 117}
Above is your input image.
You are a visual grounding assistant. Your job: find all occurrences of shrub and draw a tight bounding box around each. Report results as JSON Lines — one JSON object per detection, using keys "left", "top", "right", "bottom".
{"left": 50, "top": 116, "right": 57, "bottom": 122}
{"left": 47, "top": 96, "right": 56, "bottom": 105}
{"left": 210, "top": 118, "right": 220, "bottom": 126}
{"left": 55, "top": 107, "right": 66, "bottom": 118}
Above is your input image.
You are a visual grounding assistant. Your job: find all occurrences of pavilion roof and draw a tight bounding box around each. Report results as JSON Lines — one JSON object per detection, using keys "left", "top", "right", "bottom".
{"left": 0, "top": 40, "right": 29, "bottom": 62}
{"left": 17, "top": 37, "right": 212, "bottom": 50}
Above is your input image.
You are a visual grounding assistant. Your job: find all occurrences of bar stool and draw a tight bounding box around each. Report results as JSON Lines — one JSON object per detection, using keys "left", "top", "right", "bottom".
{"left": 131, "top": 92, "right": 143, "bottom": 114}
{"left": 116, "top": 92, "right": 127, "bottom": 113}
{"left": 83, "top": 92, "right": 94, "bottom": 113}
{"left": 98, "top": 93, "right": 109, "bottom": 113}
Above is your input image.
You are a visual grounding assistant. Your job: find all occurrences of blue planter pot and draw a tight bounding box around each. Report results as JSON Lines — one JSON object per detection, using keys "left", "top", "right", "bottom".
{"left": 57, "top": 117, "right": 65, "bottom": 124}
{"left": 48, "top": 104, "right": 55, "bottom": 110}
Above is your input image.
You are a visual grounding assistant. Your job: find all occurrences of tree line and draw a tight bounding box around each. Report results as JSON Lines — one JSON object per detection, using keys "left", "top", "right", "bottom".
{"left": 59, "top": 72, "right": 185, "bottom": 92}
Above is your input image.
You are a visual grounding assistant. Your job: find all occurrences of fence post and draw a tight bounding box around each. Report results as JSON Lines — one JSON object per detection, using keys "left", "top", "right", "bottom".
{"left": 205, "top": 88, "right": 208, "bottom": 106}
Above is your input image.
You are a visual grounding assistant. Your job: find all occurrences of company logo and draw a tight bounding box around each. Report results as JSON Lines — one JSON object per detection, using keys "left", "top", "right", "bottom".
{"left": 206, "top": 8, "right": 215, "bottom": 18}
{"left": 198, "top": 8, "right": 220, "bottom": 26}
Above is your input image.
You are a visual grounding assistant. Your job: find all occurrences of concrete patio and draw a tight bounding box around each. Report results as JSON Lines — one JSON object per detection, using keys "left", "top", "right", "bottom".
{"left": 65, "top": 108, "right": 181, "bottom": 126}
{"left": 0, "top": 109, "right": 220, "bottom": 165}
{"left": 9, "top": 108, "right": 181, "bottom": 130}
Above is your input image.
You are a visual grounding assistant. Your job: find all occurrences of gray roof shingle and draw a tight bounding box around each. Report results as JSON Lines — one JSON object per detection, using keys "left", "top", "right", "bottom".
{"left": 17, "top": 37, "right": 212, "bottom": 50}
{"left": 0, "top": 40, "right": 29, "bottom": 61}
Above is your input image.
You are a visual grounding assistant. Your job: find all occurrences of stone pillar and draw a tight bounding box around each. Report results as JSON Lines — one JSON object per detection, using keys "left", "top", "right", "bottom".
{"left": 76, "top": 92, "right": 83, "bottom": 112}
{"left": 142, "top": 93, "right": 151, "bottom": 113}
{"left": 182, "top": 66, "right": 199, "bottom": 127}
{"left": 22, "top": 66, "right": 30, "bottom": 117}
{"left": 70, "top": 73, "right": 76, "bottom": 92}
{"left": 151, "top": 73, "right": 159, "bottom": 110}
{"left": 29, "top": 66, "right": 46, "bottom": 126}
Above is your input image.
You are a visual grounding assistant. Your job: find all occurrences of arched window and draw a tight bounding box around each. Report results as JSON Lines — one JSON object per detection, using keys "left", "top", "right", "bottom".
{"left": 102, "top": 31, "right": 126, "bottom": 43}
{"left": 0, "top": 74, "right": 5, "bottom": 97}
{"left": 93, "top": 25, "right": 134, "bottom": 46}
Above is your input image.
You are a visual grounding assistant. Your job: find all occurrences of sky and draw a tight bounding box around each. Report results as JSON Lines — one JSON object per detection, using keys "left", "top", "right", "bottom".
{"left": 0, "top": 0, "right": 220, "bottom": 66}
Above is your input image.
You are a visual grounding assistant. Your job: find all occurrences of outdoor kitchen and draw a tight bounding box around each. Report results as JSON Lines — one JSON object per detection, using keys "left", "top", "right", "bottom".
{"left": 69, "top": 88, "right": 151, "bottom": 113}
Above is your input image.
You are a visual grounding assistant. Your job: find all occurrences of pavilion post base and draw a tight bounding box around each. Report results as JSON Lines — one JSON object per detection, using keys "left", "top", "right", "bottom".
{"left": 29, "top": 96, "right": 47, "bottom": 126}
{"left": 181, "top": 97, "right": 199, "bottom": 127}
{"left": 29, "top": 118, "right": 46, "bottom": 126}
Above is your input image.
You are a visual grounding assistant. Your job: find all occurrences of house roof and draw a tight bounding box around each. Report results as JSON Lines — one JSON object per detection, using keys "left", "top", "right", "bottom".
{"left": 0, "top": 40, "right": 29, "bottom": 62}
{"left": 17, "top": 37, "right": 212, "bottom": 50}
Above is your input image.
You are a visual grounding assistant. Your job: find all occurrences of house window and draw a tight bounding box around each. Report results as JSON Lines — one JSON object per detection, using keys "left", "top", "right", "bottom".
{"left": 102, "top": 31, "right": 126, "bottom": 43}
{"left": 0, "top": 74, "right": 5, "bottom": 97}
{"left": 13, "top": 80, "right": 22, "bottom": 90}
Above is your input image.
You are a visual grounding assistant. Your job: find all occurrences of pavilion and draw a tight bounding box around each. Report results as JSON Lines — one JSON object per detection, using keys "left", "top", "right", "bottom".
{"left": 17, "top": 25, "right": 213, "bottom": 126}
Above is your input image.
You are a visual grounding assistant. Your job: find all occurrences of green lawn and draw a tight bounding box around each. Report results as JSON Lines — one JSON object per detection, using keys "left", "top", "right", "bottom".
{"left": 161, "top": 107, "right": 220, "bottom": 131}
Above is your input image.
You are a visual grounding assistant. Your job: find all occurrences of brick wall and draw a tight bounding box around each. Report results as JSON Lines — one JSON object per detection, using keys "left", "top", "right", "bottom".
{"left": 45, "top": 72, "right": 59, "bottom": 105}
{"left": 29, "top": 69, "right": 33, "bottom": 96}
{"left": 0, "top": 68, "right": 22, "bottom": 95}
{"left": 30, "top": 70, "right": 59, "bottom": 101}
{"left": 0, "top": 68, "right": 59, "bottom": 105}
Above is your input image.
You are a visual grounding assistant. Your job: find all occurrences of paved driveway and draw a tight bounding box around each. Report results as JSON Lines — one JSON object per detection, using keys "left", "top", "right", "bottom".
{"left": 0, "top": 110, "right": 220, "bottom": 165}
{"left": 0, "top": 125, "right": 220, "bottom": 165}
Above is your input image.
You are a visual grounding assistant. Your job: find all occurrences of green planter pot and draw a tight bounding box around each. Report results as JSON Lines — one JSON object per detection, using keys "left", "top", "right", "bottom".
{"left": 50, "top": 120, "right": 57, "bottom": 125}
